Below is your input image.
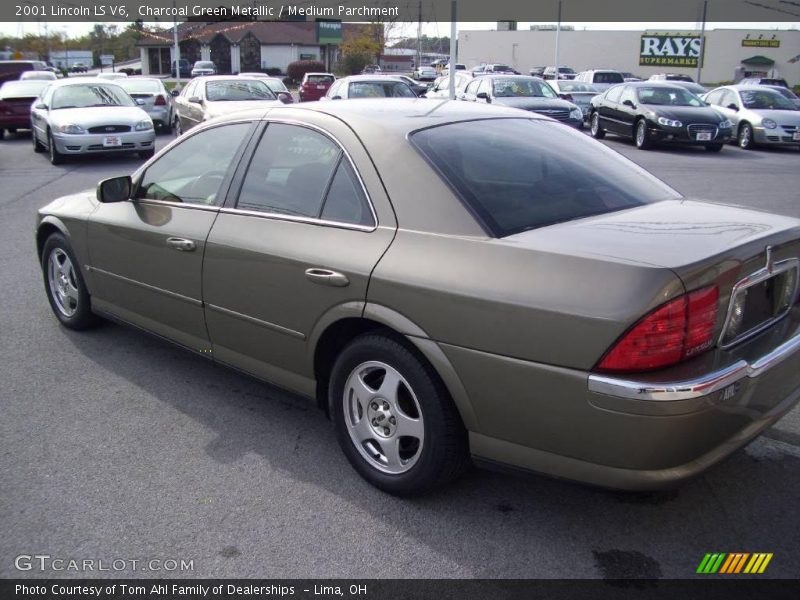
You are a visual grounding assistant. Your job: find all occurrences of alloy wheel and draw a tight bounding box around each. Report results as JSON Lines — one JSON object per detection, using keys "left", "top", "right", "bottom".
{"left": 47, "top": 248, "right": 79, "bottom": 317}
{"left": 343, "top": 361, "right": 424, "bottom": 475}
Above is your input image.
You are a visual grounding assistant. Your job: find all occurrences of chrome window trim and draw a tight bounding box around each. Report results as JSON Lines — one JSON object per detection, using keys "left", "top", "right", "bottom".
{"left": 136, "top": 199, "right": 220, "bottom": 212}
{"left": 236, "top": 117, "right": 379, "bottom": 230}
{"left": 217, "top": 207, "right": 377, "bottom": 232}
{"left": 718, "top": 258, "right": 800, "bottom": 349}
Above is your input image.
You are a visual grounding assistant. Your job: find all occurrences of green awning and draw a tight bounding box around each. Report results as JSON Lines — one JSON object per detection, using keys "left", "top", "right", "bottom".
{"left": 741, "top": 55, "right": 775, "bottom": 66}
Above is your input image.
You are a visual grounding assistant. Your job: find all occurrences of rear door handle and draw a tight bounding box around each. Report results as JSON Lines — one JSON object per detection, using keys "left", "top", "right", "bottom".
{"left": 305, "top": 268, "right": 349, "bottom": 287}
{"left": 166, "top": 237, "right": 196, "bottom": 252}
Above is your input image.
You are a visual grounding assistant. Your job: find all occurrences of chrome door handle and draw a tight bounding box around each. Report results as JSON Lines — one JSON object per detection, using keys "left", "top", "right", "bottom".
{"left": 166, "top": 237, "right": 196, "bottom": 252}
{"left": 305, "top": 268, "right": 350, "bottom": 287}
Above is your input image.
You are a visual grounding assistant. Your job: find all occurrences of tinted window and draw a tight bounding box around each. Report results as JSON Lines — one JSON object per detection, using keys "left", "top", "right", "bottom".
{"left": 237, "top": 124, "right": 340, "bottom": 217}
{"left": 320, "top": 159, "right": 374, "bottom": 226}
{"left": 410, "top": 119, "right": 680, "bottom": 237}
{"left": 594, "top": 72, "right": 624, "bottom": 84}
{"left": 307, "top": 74, "right": 334, "bottom": 84}
{"left": 637, "top": 86, "right": 704, "bottom": 107}
{"left": 137, "top": 123, "right": 251, "bottom": 205}
{"left": 492, "top": 78, "right": 556, "bottom": 98}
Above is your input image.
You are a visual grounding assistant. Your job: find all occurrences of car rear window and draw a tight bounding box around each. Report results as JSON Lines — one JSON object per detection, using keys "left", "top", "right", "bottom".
{"left": 410, "top": 118, "right": 680, "bottom": 237}
{"left": 118, "top": 79, "right": 161, "bottom": 93}
{"left": 594, "top": 72, "right": 624, "bottom": 84}
{"left": 307, "top": 75, "right": 334, "bottom": 84}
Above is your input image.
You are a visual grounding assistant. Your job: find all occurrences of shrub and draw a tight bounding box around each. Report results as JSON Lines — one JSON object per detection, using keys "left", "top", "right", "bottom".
{"left": 265, "top": 67, "right": 282, "bottom": 77}
{"left": 287, "top": 60, "right": 326, "bottom": 83}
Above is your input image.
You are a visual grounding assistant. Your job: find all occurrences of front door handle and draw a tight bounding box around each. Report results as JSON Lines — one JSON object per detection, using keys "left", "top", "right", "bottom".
{"left": 166, "top": 237, "right": 196, "bottom": 252}
{"left": 305, "top": 268, "right": 349, "bottom": 287}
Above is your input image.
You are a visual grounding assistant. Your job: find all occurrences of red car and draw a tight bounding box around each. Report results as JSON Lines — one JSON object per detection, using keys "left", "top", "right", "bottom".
{"left": 0, "top": 79, "right": 50, "bottom": 139}
{"left": 299, "top": 72, "right": 335, "bottom": 102}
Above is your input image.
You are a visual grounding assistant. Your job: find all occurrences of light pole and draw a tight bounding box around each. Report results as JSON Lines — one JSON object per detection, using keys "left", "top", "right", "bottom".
{"left": 173, "top": 0, "right": 181, "bottom": 88}
{"left": 448, "top": 1, "right": 456, "bottom": 100}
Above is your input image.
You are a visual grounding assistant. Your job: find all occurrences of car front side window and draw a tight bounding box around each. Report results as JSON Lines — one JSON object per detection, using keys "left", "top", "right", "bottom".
{"left": 135, "top": 123, "right": 252, "bottom": 206}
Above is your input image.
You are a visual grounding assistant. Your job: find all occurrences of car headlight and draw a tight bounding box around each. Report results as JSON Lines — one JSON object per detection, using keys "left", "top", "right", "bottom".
{"left": 718, "top": 119, "right": 733, "bottom": 129}
{"left": 569, "top": 107, "right": 582, "bottom": 120}
{"left": 56, "top": 124, "right": 85, "bottom": 134}
{"left": 134, "top": 119, "right": 154, "bottom": 131}
{"left": 657, "top": 117, "right": 683, "bottom": 128}
{"left": 762, "top": 118, "right": 777, "bottom": 129}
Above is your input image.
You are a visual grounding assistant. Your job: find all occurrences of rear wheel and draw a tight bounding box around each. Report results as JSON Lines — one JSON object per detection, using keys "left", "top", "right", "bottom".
{"left": 590, "top": 112, "right": 605, "bottom": 139}
{"left": 0, "top": 128, "right": 4, "bottom": 140}
{"left": 41, "top": 233, "right": 97, "bottom": 330}
{"left": 635, "top": 119, "right": 653, "bottom": 150}
{"left": 705, "top": 144, "right": 724, "bottom": 152}
{"left": 738, "top": 123, "right": 755, "bottom": 150}
{"left": 329, "top": 333, "right": 468, "bottom": 495}
{"left": 173, "top": 116, "right": 182, "bottom": 137}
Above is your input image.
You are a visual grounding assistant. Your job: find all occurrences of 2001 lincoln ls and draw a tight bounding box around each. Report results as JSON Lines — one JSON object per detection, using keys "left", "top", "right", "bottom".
{"left": 36, "top": 100, "right": 800, "bottom": 495}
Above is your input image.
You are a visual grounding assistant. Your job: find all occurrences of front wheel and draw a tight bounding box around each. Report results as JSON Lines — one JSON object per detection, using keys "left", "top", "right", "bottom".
{"left": 635, "top": 119, "right": 653, "bottom": 150}
{"left": 48, "top": 131, "right": 64, "bottom": 165}
{"left": 41, "top": 233, "right": 97, "bottom": 330}
{"left": 173, "top": 116, "right": 182, "bottom": 137}
{"left": 738, "top": 123, "right": 755, "bottom": 150}
{"left": 329, "top": 334, "right": 468, "bottom": 495}
{"left": 590, "top": 112, "right": 605, "bottom": 139}
{"left": 32, "top": 129, "right": 45, "bottom": 152}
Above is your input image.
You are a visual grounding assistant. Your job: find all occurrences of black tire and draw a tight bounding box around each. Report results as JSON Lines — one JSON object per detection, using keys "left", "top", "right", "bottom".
{"left": 738, "top": 123, "right": 755, "bottom": 150}
{"left": 41, "top": 233, "right": 97, "bottom": 330}
{"left": 329, "top": 333, "right": 469, "bottom": 495}
{"left": 32, "top": 129, "right": 45, "bottom": 152}
{"left": 589, "top": 112, "right": 605, "bottom": 139}
{"left": 48, "top": 130, "right": 64, "bottom": 165}
{"left": 634, "top": 119, "right": 653, "bottom": 150}
{"left": 173, "top": 116, "right": 182, "bottom": 137}
{"left": 161, "top": 119, "right": 172, "bottom": 134}
{"left": 705, "top": 144, "right": 724, "bottom": 153}
{"left": 0, "top": 128, "right": 5, "bottom": 139}
{"left": 139, "top": 149, "right": 155, "bottom": 160}
{"left": 8, "top": 127, "right": 16, "bottom": 133}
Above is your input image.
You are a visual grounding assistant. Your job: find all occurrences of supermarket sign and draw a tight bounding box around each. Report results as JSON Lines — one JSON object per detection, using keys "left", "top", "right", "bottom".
{"left": 640, "top": 33, "right": 704, "bottom": 67}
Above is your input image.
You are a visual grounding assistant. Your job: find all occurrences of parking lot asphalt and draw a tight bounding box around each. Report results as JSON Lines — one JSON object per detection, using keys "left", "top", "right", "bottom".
{"left": 1, "top": 126, "right": 799, "bottom": 580}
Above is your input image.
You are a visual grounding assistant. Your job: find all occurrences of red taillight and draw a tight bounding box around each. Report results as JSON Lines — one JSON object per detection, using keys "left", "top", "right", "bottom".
{"left": 154, "top": 95, "right": 167, "bottom": 106}
{"left": 595, "top": 286, "right": 719, "bottom": 373}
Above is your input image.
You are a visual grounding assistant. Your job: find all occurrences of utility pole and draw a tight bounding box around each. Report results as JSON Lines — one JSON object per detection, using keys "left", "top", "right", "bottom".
{"left": 554, "top": 0, "right": 562, "bottom": 77}
{"left": 696, "top": 0, "right": 708, "bottom": 84}
{"left": 173, "top": 0, "right": 181, "bottom": 88}
{"left": 417, "top": 1, "right": 422, "bottom": 70}
{"left": 448, "top": 1, "right": 456, "bottom": 100}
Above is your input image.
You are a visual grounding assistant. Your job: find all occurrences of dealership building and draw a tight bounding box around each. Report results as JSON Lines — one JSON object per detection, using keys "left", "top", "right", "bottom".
{"left": 458, "top": 28, "right": 800, "bottom": 85}
{"left": 136, "top": 20, "right": 375, "bottom": 75}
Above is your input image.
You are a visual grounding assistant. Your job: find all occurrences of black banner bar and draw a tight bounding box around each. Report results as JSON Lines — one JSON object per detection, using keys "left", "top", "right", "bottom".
{"left": 3, "top": 579, "right": 800, "bottom": 600}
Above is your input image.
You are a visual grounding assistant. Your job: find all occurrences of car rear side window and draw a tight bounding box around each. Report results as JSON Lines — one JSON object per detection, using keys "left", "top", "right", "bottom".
{"left": 236, "top": 123, "right": 373, "bottom": 227}
{"left": 410, "top": 118, "right": 680, "bottom": 237}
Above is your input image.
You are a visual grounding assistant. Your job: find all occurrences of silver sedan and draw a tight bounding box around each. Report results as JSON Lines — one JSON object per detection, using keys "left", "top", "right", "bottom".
{"left": 31, "top": 79, "right": 155, "bottom": 165}
{"left": 703, "top": 85, "right": 800, "bottom": 149}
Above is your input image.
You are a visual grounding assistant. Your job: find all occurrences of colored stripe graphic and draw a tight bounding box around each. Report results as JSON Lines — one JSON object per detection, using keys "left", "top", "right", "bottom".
{"left": 699, "top": 553, "right": 773, "bottom": 574}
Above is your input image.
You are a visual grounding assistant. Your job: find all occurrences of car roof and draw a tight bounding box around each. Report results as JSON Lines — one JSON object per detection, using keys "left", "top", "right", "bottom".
{"left": 44, "top": 78, "right": 123, "bottom": 88}
{"left": 337, "top": 75, "right": 406, "bottom": 82}
{"left": 304, "top": 72, "right": 334, "bottom": 77}
{"left": 214, "top": 99, "right": 548, "bottom": 140}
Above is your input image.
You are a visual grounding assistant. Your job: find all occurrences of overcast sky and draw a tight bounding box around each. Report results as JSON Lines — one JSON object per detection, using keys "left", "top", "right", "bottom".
{"left": 1, "top": 20, "right": 797, "bottom": 39}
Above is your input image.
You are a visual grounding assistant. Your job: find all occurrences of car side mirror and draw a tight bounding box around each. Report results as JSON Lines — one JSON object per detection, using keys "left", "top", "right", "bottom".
{"left": 727, "top": 103, "right": 739, "bottom": 111}
{"left": 188, "top": 96, "right": 202, "bottom": 104}
{"left": 276, "top": 91, "right": 292, "bottom": 104}
{"left": 623, "top": 99, "right": 636, "bottom": 108}
{"left": 34, "top": 103, "right": 48, "bottom": 110}
{"left": 331, "top": 95, "right": 342, "bottom": 100}
{"left": 135, "top": 98, "right": 145, "bottom": 106}
{"left": 170, "top": 89, "right": 180, "bottom": 97}
{"left": 97, "top": 175, "right": 132, "bottom": 203}
{"left": 476, "top": 92, "right": 491, "bottom": 103}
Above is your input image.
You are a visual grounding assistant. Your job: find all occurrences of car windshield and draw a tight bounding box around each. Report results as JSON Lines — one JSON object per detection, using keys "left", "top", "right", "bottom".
{"left": 348, "top": 81, "right": 415, "bottom": 98}
{"left": 557, "top": 82, "right": 598, "bottom": 93}
{"left": 205, "top": 80, "right": 276, "bottom": 101}
{"left": 411, "top": 119, "right": 679, "bottom": 237}
{"left": 118, "top": 79, "right": 161, "bottom": 93}
{"left": 0, "top": 81, "right": 49, "bottom": 98}
{"left": 195, "top": 62, "right": 214, "bottom": 69}
{"left": 740, "top": 89, "right": 795, "bottom": 110}
{"left": 558, "top": 67, "right": 575, "bottom": 73}
{"left": 771, "top": 87, "right": 798, "bottom": 100}
{"left": 307, "top": 75, "right": 334, "bottom": 84}
{"left": 594, "top": 72, "right": 624, "bottom": 84}
{"left": 263, "top": 79, "right": 288, "bottom": 93}
{"left": 51, "top": 84, "right": 135, "bottom": 109}
{"left": 637, "top": 86, "right": 705, "bottom": 107}
{"left": 492, "top": 78, "right": 557, "bottom": 98}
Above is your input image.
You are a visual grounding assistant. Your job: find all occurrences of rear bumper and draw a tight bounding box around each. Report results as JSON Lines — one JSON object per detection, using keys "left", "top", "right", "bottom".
{"left": 441, "top": 310, "right": 800, "bottom": 490}
{"left": 0, "top": 115, "right": 31, "bottom": 129}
